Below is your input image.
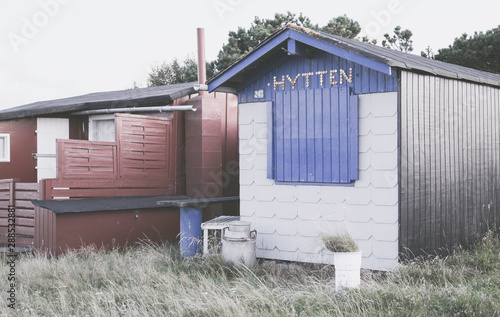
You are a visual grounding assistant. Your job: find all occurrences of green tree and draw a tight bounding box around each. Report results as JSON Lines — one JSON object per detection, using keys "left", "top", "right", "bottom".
{"left": 146, "top": 12, "right": 364, "bottom": 85}
{"left": 361, "top": 36, "right": 378, "bottom": 45}
{"left": 321, "top": 15, "right": 361, "bottom": 39}
{"left": 420, "top": 46, "right": 435, "bottom": 59}
{"left": 215, "top": 12, "right": 363, "bottom": 72}
{"left": 215, "top": 11, "right": 317, "bottom": 72}
{"left": 382, "top": 26, "right": 414, "bottom": 52}
{"left": 435, "top": 26, "right": 500, "bottom": 74}
{"left": 147, "top": 55, "right": 215, "bottom": 87}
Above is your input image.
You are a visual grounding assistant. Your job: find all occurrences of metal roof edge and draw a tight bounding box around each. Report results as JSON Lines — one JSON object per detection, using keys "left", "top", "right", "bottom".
{"left": 208, "top": 25, "right": 500, "bottom": 90}
{"left": 0, "top": 83, "right": 199, "bottom": 121}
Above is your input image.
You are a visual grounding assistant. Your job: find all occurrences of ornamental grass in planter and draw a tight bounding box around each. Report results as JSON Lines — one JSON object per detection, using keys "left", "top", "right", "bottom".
{"left": 322, "top": 233, "right": 362, "bottom": 291}
{"left": 322, "top": 234, "right": 359, "bottom": 253}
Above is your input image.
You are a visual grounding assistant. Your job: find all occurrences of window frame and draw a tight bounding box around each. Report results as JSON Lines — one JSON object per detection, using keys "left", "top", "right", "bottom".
{"left": 0, "top": 133, "right": 11, "bottom": 162}
{"left": 89, "top": 114, "right": 116, "bottom": 142}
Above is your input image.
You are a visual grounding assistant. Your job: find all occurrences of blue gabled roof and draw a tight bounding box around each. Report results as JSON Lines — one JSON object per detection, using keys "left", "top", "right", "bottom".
{"left": 208, "top": 25, "right": 500, "bottom": 92}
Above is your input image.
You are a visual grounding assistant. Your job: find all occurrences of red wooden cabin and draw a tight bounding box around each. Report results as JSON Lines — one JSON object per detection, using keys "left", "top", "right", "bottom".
{"left": 0, "top": 82, "right": 238, "bottom": 255}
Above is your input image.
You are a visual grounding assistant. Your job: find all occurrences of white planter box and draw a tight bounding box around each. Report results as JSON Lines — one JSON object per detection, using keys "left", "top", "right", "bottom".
{"left": 333, "top": 251, "right": 362, "bottom": 291}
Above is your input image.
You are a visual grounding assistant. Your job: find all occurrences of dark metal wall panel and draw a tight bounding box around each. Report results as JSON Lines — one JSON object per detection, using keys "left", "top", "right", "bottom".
{"left": 400, "top": 71, "right": 500, "bottom": 257}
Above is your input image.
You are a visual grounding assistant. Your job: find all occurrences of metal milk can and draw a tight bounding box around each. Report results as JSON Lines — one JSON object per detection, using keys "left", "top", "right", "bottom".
{"left": 221, "top": 221, "right": 257, "bottom": 267}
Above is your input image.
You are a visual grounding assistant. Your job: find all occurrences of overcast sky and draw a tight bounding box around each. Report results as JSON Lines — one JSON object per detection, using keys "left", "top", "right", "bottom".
{"left": 0, "top": 0, "right": 498, "bottom": 111}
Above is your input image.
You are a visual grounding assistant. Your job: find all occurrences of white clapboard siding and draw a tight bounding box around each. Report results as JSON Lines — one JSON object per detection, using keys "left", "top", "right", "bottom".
{"left": 238, "top": 92, "right": 399, "bottom": 271}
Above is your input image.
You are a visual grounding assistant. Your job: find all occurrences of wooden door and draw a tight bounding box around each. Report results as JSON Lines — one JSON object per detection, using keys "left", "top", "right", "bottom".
{"left": 36, "top": 118, "right": 69, "bottom": 182}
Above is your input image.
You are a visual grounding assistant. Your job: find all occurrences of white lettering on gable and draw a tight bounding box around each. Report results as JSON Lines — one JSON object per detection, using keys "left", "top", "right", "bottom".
{"left": 268, "top": 68, "right": 353, "bottom": 91}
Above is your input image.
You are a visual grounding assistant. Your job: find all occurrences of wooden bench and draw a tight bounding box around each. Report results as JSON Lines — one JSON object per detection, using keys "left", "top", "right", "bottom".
{"left": 201, "top": 215, "right": 240, "bottom": 255}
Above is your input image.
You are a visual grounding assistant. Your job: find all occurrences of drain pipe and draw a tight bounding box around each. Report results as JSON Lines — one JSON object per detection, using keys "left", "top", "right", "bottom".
{"left": 179, "top": 28, "right": 208, "bottom": 258}
{"left": 197, "top": 28, "right": 207, "bottom": 96}
{"left": 71, "top": 105, "right": 196, "bottom": 116}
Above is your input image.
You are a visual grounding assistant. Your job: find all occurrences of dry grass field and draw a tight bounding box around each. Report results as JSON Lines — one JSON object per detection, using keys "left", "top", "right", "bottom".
{"left": 1, "top": 230, "right": 499, "bottom": 316}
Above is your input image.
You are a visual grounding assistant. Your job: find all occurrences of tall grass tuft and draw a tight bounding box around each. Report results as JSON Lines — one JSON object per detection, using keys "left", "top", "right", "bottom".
{"left": 322, "top": 233, "right": 359, "bottom": 252}
{"left": 0, "top": 230, "right": 499, "bottom": 316}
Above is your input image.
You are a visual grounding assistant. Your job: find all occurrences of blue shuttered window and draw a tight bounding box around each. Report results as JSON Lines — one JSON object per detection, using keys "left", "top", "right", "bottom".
{"left": 269, "top": 87, "right": 358, "bottom": 184}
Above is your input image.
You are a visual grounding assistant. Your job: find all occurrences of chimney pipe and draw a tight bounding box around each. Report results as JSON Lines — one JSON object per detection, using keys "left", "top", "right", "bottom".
{"left": 197, "top": 28, "right": 207, "bottom": 95}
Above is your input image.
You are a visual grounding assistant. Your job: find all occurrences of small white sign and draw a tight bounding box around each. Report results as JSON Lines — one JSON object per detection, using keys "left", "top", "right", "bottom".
{"left": 253, "top": 89, "right": 264, "bottom": 99}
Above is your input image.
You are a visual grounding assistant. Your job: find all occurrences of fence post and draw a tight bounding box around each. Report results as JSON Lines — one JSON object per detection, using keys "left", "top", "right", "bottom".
{"left": 41, "top": 179, "right": 52, "bottom": 200}
{"left": 56, "top": 139, "right": 63, "bottom": 179}
{"left": 8, "top": 179, "right": 15, "bottom": 207}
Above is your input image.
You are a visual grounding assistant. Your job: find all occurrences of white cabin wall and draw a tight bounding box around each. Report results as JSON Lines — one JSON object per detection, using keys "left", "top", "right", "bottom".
{"left": 238, "top": 92, "right": 399, "bottom": 271}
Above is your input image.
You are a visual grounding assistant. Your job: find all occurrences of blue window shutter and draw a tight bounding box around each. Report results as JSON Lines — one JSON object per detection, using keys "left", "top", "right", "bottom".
{"left": 339, "top": 87, "right": 349, "bottom": 183}
{"left": 314, "top": 89, "right": 324, "bottom": 183}
{"left": 331, "top": 87, "right": 340, "bottom": 182}
{"left": 267, "top": 101, "right": 274, "bottom": 179}
{"left": 275, "top": 91, "right": 284, "bottom": 181}
{"left": 322, "top": 88, "right": 332, "bottom": 183}
{"left": 270, "top": 87, "right": 359, "bottom": 184}
{"left": 306, "top": 89, "right": 315, "bottom": 182}
{"left": 349, "top": 93, "right": 359, "bottom": 181}
{"left": 298, "top": 90, "right": 308, "bottom": 182}
{"left": 283, "top": 91, "right": 292, "bottom": 181}
{"left": 290, "top": 90, "right": 300, "bottom": 182}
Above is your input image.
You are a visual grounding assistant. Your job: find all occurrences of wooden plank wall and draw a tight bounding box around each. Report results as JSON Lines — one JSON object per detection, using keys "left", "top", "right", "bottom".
{"left": 57, "top": 114, "right": 174, "bottom": 182}
{"left": 116, "top": 113, "right": 174, "bottom": 180}
{"left": 0, "top": 179, "right": 38, "bottom": 247}
{"left": 42, "top": 178, "right": 174, "bottom": 200}
{"left": 33, "top": 206, "right": 56, "bottom": 253}
{"left": 57, "top": 139, "right": 117, "bottom": 179}
{"left": 237, "top": 51, "right": 398, "bottom": 104}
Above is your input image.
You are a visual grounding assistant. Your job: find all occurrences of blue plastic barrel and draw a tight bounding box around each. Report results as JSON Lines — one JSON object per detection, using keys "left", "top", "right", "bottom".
{"left": 179, "top": 207, "right": 202, "bottom": 257}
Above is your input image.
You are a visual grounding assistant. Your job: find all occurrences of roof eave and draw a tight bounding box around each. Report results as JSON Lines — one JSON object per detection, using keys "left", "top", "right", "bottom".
{"left": 208, "top": 27, "right": 393, "bottom": 92}
{"left": 0, "top": 85, "right": 199, "bottom": 121}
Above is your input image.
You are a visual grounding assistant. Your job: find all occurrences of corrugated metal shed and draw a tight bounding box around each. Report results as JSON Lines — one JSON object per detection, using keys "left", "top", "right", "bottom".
{"left": 399, "top": 71, "right": 500, "bottom": 256}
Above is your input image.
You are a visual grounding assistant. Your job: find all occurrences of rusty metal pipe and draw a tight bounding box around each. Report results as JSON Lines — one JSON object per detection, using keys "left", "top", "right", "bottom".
{"left": 197, "top": 28, "right": 207, "bottom": 95}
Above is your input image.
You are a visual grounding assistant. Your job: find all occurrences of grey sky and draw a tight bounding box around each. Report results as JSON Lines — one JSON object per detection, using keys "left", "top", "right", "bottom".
{"left": 0, "top": 0, "right": 497, "bottom": 110}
